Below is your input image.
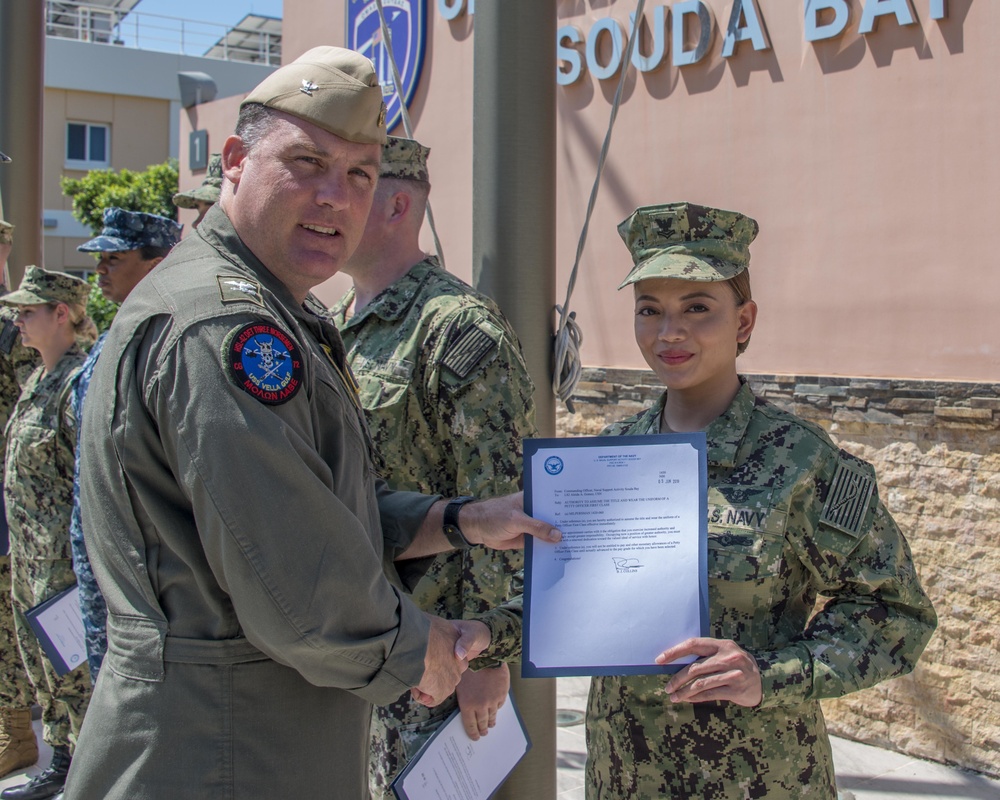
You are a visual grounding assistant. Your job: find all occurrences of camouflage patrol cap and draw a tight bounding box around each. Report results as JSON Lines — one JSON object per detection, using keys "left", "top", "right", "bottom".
{"left": 77, "top": 207, "right": 182, "bottom": 253}
{"left": 173, "top": 153, "right": 222, "bottom": 208}
{"left": 241, "top": 46, "right": 387, "bottom": 145}
{"left": 0, "top": 265, "right": 90, "bottom": 307}
{"left": 381, "top": 136, "right": 430, "bottom": 182}
{"left": 617, "top": 201, "right": 759, "bottom": 289}
{"left": 0, "top": 220, "right": 12, "bottom": 246}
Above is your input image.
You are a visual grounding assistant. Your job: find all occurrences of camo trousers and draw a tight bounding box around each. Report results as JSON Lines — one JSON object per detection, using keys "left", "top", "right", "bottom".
{"left": 10, "top": 555, "right": 91, "bottom": 750}
{"left": 0, "top": 555, "right": 31, "bottom": 708}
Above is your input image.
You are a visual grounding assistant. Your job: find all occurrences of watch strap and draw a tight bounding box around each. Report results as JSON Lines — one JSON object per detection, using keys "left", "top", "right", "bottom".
{"left": 442, "top": 495, "right": 476, "bottom": 549}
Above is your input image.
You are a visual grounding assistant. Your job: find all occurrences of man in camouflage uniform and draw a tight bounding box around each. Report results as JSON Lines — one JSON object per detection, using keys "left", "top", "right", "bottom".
{"left": 2, "top": 267, "right": 94, "bottom": 800}
{"left": 331, "top": 136, "right": 535, "bottom": 799}
{"left": 585, "top": 202, "right": 937, "bottom": 799}
{"left": 70, "top": 208, "right": 182, "bottom": 681}
{"left": 172, "top": 154, "right": 221, "bottom": 229}
{"left": 0, "top": 192, "right": 42, "bottom": 780}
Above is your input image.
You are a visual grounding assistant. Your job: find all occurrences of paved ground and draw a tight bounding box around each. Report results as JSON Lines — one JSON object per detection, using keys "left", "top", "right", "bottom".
{"left": 5, "top": 680, "right": 998, "bottom": 798}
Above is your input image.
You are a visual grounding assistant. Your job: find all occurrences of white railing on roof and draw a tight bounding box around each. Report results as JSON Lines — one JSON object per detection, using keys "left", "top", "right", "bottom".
{"left": 45, "top": 0, "right": 281, "bottom": 66}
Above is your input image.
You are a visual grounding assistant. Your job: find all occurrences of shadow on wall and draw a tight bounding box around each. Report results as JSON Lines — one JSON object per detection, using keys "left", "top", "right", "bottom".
{"left": 812, "top": 0, "right": 974, "bottom": 73}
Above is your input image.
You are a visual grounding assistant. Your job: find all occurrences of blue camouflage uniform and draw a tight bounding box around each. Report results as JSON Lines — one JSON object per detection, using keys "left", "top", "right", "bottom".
{"left": 68, "top": 335, "right": 109, "bottom": 682}
{"left": 70, "top": 207, "right": 182, "bottom": 681}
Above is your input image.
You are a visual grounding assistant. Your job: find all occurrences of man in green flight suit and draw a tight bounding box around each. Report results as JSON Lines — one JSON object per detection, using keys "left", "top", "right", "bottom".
{"left": 64, "top": 47, "right": 559, "bottom": 800}
{"left": 331, "top": 136, "right": 535, "bottom": 798}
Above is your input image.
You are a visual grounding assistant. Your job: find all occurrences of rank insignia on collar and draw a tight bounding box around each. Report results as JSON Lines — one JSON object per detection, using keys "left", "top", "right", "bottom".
{"left": 218, "top": 275, "right": 264, "bottom": 307}
{"left": 224, "top": 321, "right": 303, "bottom": 405}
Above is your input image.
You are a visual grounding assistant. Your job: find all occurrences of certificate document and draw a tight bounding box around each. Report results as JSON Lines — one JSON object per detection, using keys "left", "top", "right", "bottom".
{"left": 523, "top": 434, "right": 708, "bottom": 677}
{"left": 391, "top": 691, "right": 531, "bottom": 800}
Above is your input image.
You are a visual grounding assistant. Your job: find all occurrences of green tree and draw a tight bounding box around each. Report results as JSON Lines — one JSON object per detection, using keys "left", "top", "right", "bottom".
{"left": 61, "top": 160, "right": 179, "bottom": 236}
{"left": 84, "top": 274, "right": 118, "bottom": 334}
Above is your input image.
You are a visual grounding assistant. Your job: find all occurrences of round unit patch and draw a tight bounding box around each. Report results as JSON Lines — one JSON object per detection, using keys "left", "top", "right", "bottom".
{"left": 224, "top": 322, "right": 303, "bottom": 405}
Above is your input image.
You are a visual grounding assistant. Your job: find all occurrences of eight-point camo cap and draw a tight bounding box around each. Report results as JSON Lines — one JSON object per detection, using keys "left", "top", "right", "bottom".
{"left": 173, "top": 153, "right": 222, "bottom": 208}
{"left": 617, "top": 201, "right": 759, "bottom": 289}
{"left": 0, "top": 265, "right": 90, "bottom": 307}
{"left": 78, "top": 207, "right": 182, "bottom": 253}
{"left": 241, "top": 46, "right": 387, "bottom": 145}
{"left": 381, "top": 136, "right": 430, "bottom": 182}
{"left": 0, "top": 220, "right": 12, "bottom": 246}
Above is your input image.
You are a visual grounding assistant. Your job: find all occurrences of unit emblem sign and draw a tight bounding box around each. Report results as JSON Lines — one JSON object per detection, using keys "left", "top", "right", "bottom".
{"left": 347, "top": 0, "right": 427, "bottom": 133}
{"left": 225, "top": 322, "right": 303, "bottom": 405}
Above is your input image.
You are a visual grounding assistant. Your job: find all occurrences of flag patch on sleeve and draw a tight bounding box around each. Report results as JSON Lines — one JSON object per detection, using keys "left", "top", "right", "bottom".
{"left": 442, "top": 321, "right": 498, "bottom": 378}
{"left": 820, "top": 457, "right": 875, "bottom": 537}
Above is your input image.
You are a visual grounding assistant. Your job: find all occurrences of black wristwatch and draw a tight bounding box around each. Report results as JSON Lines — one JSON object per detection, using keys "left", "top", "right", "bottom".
{"left": 442, "top": 495, "right": 476, "bottom": 549}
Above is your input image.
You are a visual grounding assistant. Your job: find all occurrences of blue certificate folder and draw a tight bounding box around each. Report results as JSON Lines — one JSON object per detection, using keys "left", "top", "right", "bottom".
{"left": 522, "top": 434, "right": 709, "bottom": 678}
{"left": 25, "top": 584, "right": 87, "bottom": 676}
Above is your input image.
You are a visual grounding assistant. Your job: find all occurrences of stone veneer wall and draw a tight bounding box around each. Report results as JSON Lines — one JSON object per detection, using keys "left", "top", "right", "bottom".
{"left": 556, "top": 368, "right": 1000, "bottom": 778}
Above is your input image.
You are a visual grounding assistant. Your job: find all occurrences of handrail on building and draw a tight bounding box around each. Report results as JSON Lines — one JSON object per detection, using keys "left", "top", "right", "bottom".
{"left": 44, "top": 0, "right": 282, "bottom": 66}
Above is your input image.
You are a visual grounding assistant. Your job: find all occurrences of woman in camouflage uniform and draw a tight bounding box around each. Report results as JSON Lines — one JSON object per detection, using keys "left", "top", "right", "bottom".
{"left": 585, "top": 203, "right": 937, "bottom": 799}
{"left": 0, "top": 267, "right": 95, "bottom": 800}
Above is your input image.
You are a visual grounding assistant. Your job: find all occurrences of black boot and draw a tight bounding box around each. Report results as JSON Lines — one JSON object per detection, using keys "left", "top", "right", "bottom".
{"left": 0, "top": 745, "right": 70, "bottom": 800}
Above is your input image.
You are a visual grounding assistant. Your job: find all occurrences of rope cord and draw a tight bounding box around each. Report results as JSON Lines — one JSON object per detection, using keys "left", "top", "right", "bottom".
{"left": 553, "top": 0, "right": 646, "bottom": 412}
{"left": 372, "top": 0, "right": 447, "bottom": 268}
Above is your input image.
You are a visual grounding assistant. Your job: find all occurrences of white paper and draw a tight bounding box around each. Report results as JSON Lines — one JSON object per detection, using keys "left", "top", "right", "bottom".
{"left": 393, "top": 693, "right": 529, "bottom": 800}
{"left": 526, "top": 439, "right": 704, "bottom": 671}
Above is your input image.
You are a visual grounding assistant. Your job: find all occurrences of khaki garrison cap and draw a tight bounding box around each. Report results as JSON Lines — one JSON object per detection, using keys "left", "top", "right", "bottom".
{"left": 242, "top": 46, "right": 387, "bottom": 145}
{"left": 173, "top": 153, "right": 222, "bottom": 208}
{"left": 617, "top": 201, "right": 759, "bottom": 289}
{"left": 0, "top": 265, "right": 90, "bottom": 307}
{"left": 380, "top": 136, "right": 430, "bottom": 182}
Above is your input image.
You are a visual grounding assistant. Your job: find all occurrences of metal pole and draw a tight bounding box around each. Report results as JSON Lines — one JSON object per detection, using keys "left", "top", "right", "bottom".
{"left": 0, "top": 0, "right": 45, "bottom": 287}
{"left": 472, "top": 3, "right": 557, "bottom": 798}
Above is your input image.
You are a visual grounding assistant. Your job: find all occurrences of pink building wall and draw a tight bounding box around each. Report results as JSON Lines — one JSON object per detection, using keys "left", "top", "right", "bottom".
{"left": 181, "top": 0, "right": 996, "bottom": 382}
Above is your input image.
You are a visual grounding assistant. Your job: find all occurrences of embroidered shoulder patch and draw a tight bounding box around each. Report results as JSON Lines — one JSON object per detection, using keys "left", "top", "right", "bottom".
{"left": 223, "top": 322, "right": 303, "bottom": 405}
{"left": 218, "top": 275, "right": 264, "bottom": 307}
{"left": 820, "top": 457, "right": 875, "bottom": 537}
{"left": 442, "top": 321, "right": 499, "bottom": 379}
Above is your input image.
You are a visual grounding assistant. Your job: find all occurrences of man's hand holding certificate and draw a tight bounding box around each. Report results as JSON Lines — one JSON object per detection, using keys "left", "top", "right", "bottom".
{"left": 522, "top": 434, "right": 709, "bottom": 677}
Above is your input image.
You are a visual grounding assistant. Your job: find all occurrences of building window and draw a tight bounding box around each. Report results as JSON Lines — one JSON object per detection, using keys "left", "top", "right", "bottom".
{"left": 66, "top": 122, "right": 110, "bottom": 169}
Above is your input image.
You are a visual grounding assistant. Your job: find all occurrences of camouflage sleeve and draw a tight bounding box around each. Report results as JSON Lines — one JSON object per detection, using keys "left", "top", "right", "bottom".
{"left": 0, "top": 308, "right": 39, "bottom": 431}
{"left": 754, "top": 453, "right": 937, "bottom": 708}
{"left": 58, "top": 371, "right": 81, "bottom": 472}
{"left": 10, "top": 338, "right": 39, "bottom": 387}
{"left": 431, "top": 307, "right": 537, "bottom": 498}
{"left": 470, "top": 570, "right": 523, "bottom": 669}
{"left": 428, "top": 306, "right": 537, "bottom": 621}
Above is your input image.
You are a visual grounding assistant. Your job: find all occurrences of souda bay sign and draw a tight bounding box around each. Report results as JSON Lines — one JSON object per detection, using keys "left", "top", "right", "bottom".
{"left": 436, "top": 0, "right": 951, "bottom": 84}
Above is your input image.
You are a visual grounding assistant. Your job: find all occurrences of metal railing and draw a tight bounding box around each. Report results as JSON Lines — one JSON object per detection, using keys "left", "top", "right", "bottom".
{"left": 45, "top": 0, "right": 281, "bottom": 65}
